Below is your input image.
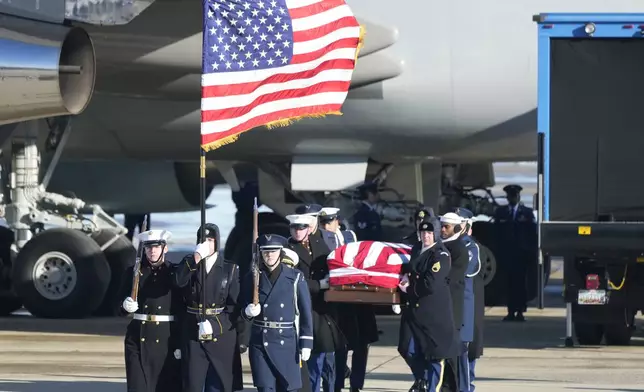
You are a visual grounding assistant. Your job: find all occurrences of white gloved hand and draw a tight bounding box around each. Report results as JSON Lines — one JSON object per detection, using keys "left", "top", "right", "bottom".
{"left": 194, "top": 241, "right": 213, "bottom": 260}
{"left": 319, "top": 276, "right": 330, "bottom": 290}
{"left": 301, "top": 348, "right": 311, "bottom": 361}
{"left": 392, "top": 304, "right": 401, "bottom": 314}
{"left": 245, "top": 303, "right": 261, "bottom": 318}
{"left": 174, "top": 349, "right": 181, "bottom": 360}
{"left": 122, "top": 297, "right": 138, "bottom": 313}
{"left": 198, "top": 321, "right": 213, "bottom": 337}
{"left": 398, "top": 274, "right": 410, "bottom": 293}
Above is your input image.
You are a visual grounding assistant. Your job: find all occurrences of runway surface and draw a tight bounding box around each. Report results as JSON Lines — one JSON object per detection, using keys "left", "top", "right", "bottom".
{"left": 3, "top": 272, "right": 644, "bottom": 392}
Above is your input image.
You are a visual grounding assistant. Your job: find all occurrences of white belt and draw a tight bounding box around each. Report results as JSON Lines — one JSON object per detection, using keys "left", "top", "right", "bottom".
{"left": 133, "top": 314, "right": 175, "bottom": 322}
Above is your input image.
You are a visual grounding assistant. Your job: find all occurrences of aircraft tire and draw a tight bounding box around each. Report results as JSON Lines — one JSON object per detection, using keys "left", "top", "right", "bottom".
{"left": 12, "top": 228, "right": 111, "bottom": 319}
{"left": 90, "top": 230, "right": 135, "bottom": 316}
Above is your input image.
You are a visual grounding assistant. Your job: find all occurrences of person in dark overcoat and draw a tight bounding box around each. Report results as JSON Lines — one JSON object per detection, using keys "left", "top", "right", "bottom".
{"left": 175, "top": 223, "right": 246, "bottom": 392}
{"left": 295, "top": 203, "right": 337, "bottom": 252}
{"left": 468, "top": 244, "right": 490, "bottom": 390}
{"left": 242, "top": 234, "right": 314, "bottom": 392}
{"left": 493, "top": 184, "right": 535, "bottom": 322}
{"left": 319, "top": 207, "right": 378, "bottom": 392}
{"left": 286, "top": 213, "right": 345, "bottom": 392}
{"left": 120, "top": 229, "right": 183, "bottom": 392}
{"left": 398, "top": 217, "right": 458, "bottom": 392}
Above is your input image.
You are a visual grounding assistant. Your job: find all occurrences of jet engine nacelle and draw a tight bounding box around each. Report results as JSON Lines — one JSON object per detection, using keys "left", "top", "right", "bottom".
{"left": 46, "top": 161, "right": 226, "bottom": 214}
{"left": 0, "top": 15, "right": 96, "bottom": 126}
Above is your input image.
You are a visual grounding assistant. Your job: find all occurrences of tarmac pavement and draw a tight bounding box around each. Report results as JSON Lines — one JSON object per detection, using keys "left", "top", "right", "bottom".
{"left": 2, "top": 275, "right": 644, "bottom": 392}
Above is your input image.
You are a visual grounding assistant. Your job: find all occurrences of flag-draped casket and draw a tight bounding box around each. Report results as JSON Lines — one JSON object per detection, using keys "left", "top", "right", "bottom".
{"left": 324, "top": 241, "right": 412, "bottom": 304}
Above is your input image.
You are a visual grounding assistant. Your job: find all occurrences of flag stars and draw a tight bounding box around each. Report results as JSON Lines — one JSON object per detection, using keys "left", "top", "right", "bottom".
{"left": 245, "top": 35, "right": 253, "bottom": 43}
{"left": 253, "top": 42, "right": 261, "bottom": 50}
{"left": 222, "top": 26, "right": 230, "bottom": 34}
{"left": 244, "top": 17, "right": 252, "bottom": 26}
{"left": 278, "top": 7, "right": 285, "bottom": 15}
{"left": 231, "top": 52, "right": 239, "bottom": 60}
{"left": 237, "top": 26, "right": 246, "bottom": 34}
{"left": 270, "top": 0, "right": 277, "bottom": 7}
{"left": 230, "top": 35, "right": 238, "bottom": 43}
{"left": 207, "top": 9, "right": 214, "bottom": 18}
{"left": 223, "top": 43, "right": 231, "bottom": 51}
{"left": 274, "top": 48, "right": 283, "bottom": 57}
{"left": 260, "top": 33, "right": 268, "bottom": 41}
{"left": 267, "top": 24, "right": 275, "bottom": 32}
{"left": 275, "top": 32, "right": 283, "bottom": 40}
{"left": 238, "top": 43, "right": 246, "bottom": 51}
{"left": 252, "top": 25, "right": 260, "bottom": 34}
{"left": 267, "top": 41, "right": 276, "bottom": 49}
{"left": 281, "top": 57, "right": 288, "bottom": 64}
{"left": 217, "top": 35, "right": 224, "bottom": 43}
{"left": 244, "top": 52, "right": 252, "bottom": 59}
{"left": 221, "top": 9, "right": 229, "bottom": 18}
{"left": 215, "top": 19, "right": 223, "bottom": 26}
{"left": 258, "top": 1, "right": 265, "bottom": 8}
{"left": 251, "top": 9, "right": 259, "bottom": 17}
{"left": 212, "top": 62, "right": 219, "bottom": 70}
{"left": 274, "top": 16, "right": 282, "bottom": 24}
{"left": 236, "top": 9, "right": 244, "bottom": 18}
{"left": 243, "top": 1, "right": 250, "bottom": 10}
{"left": 209, "top": 27, "right": 216, "bottom": 35}
{"left": 267, "top": 58, "right": 275, "bottom": 65}
{"left": 225, "top": 61, "right": 232, "bottom": 69}
{"left": 282, "top": 40, "right": 290, "bottom": 48}
{"left": 218, "top": 53, "right": 225, "bottom": 61}
{"left": 259, "top": 16, "right": 267, "bottom": 24}
{"left": 238, "top": 60, "right": 245, "bottom": 68}
{"left": 211, "top": 44, "right": 218, "bottom": 52}
{"left": 259, "top": 50, "right": 267, "bottom": 58}
{"left": 281, "top": 23, "right": 289, "bottom": 31}
{"left": 252, "top": 59, "right": 260, "bottom": 67}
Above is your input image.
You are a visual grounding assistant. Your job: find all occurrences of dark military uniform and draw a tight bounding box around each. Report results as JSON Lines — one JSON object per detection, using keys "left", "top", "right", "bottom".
{"left": 353, "top": 183, "right": 383, "bottom": 242}
{"left": 243, "top": 234, "right": 314, "bottom": 392}
{"left": 121, "top": 256, "right": 183, "bottom": 391}
{"left": 398, "top": 219, "right": 458, "bottom": 392}
{"left": 494, "top": 184, "right": 535, "bottom": 321}
{"left": 175, "top": 223, "right": 246, "bottom": 392}
{"left": 468, "top": 243, "right": 491, "bottom": 392}
{"left": 287, "top": 217, "right": 344, "bottom": 392}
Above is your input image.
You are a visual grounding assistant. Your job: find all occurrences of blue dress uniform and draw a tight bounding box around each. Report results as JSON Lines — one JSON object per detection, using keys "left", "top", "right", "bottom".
{"left": 454, "top": 208, "right": 481, "bottom": 392}
{"left": 243, "top": 234, "right": 314, "bottom": 392}
{"left": 493, "top": 184, "right": 535, "bottom": 321}
{"left": 398, "top": 218, "right": 458, "bottom": 392}
{"left": 175, "top": 223, "right": 246, "bottom": 392}
{"left": 352, "top": 183, "right": 383, "bottom": 241}
{"left": 120, "top": 230, "right": 183, "bottom": 392}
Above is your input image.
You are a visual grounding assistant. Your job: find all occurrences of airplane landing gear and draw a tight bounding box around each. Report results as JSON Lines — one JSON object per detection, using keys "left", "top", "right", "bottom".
{"left": 1, "top": 120, "right": 128, "bottom": 319}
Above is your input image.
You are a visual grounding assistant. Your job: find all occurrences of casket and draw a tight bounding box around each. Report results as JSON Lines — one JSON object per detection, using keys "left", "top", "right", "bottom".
{"left": 324, "top": 284, "right": 401, "bottom": 304}
{"left": 324, "top": 241, "right": 411, "bottom": 304}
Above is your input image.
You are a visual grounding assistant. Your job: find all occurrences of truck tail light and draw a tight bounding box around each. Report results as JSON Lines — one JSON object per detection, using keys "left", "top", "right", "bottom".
{"left": 586, "top": 274, "right": 600, "bottom": 290}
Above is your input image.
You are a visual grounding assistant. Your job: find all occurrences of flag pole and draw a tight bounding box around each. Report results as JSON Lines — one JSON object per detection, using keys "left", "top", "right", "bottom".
{"left": 200, "top": 147, "right": 207, "bottom": 325}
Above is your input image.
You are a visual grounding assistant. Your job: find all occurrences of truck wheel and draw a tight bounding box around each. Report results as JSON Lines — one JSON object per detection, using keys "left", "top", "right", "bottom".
{"left": 12, "top": 228, "right": 111, "bottom": 318}
{"left": 604, "top": 323, "right": 633, "bottom": 346}
{"left": 479, "top": 244, "right": 497, "bottom": 286}
{"left": 574, "top": 322, "right": 604, "bottom": 345}
{"left": 91, "top": 230, "right": 135, "bottom": 316}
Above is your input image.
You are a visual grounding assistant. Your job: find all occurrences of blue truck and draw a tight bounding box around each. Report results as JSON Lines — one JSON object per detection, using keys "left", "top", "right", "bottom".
{"left": 534, "top": 13, "right": 644, "bottom": 347}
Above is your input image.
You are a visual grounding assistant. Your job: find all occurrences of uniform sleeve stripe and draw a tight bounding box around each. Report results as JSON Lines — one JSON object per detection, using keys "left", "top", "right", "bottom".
{"left": 300, "top": 336, "right": 313, "bottom": 339}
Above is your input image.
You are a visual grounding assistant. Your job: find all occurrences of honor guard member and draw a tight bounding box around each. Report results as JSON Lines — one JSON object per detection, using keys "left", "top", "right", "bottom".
{"left": 242, "top": 234, "right": 314, "bottom": 392}
{"left": 319, "top": 206, "right": 377, "bottom": 392}
{"left": 120, "top": 229, "right": 183, "bottom": 392}
{"left": 286, "top": 214, "right": 344, "bottom": 392}
{"left": 352, "top": 183, "right": 383, "bottom": 241}
{"left": 295, "top": 203, "right": 337, "bottom": 251}
{"left": 175, "top": 223, "right": 245, "bottom": 392}
{"left": 398, "top": 217, "right": 458, "bottom": 392}
{"left": 494, "top": 184, "right": 535, "bottom": 322}
{"left": 454, "top": 208, "right": 482, "bottom": 392}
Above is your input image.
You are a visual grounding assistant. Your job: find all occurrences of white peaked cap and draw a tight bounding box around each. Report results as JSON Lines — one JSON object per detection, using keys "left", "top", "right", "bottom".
{"left": 440, "top": 212, "right": 463, "bottom": 225}
{"left": 138, "top": 229, "right": 172, "bottom": 243}
{"left": 319, "top": 207, "right": 340, "bottom": 216}
{"left": 286, "top": 214, "right": 315, "bottom": 225}
{"left": 282, "top": 248, "right": 299, "bottom": 266}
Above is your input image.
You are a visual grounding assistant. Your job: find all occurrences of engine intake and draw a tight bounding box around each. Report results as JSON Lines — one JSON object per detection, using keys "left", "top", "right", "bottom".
{"left": 0, "top": 15, "right": 96, "bottom": 125}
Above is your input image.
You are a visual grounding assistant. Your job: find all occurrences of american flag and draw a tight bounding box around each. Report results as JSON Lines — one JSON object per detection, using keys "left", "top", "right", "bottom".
{"left": 327, "top": 241, "right": 412, "bottom": 289}
{"left": 200, "top": 0, "right": 363, "bottom": 151}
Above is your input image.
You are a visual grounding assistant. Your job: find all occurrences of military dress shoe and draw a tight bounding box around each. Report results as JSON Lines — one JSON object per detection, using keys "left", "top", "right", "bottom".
{"left": 516, "top": 312, "right": 526, "bottom": 322}
{"left": 350, "top": 388, "right": 361, "bottom": 392}
{"left": 502, "top": 313, "right": 516, "bottom": 321}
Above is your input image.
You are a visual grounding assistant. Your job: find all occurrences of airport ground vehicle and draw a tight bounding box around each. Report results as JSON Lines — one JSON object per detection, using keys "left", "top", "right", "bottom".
{"left": 535, "top": 13, "right": 644, "bottom": 346}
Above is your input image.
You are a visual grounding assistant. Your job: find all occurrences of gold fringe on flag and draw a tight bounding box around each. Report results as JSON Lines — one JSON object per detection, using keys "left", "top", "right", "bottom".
{"left": 201, "top": 24, "right": 367, "bottom": 153}
{"left": 201, "top": 134, "right": 241, "bottom": 152}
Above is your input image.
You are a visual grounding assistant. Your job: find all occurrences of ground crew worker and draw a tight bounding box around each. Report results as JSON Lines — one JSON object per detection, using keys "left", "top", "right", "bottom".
{"left": 454, "top": 208, "right": 482, "bottom": 392}
{"left": 120, "top": 229, "right": 183, "bottom": 392}
{"left": 319, "top": 207, "right": 378, "bottom": 392}
{"left": 175, "top": 223, "right": 245, "bottom": 392}
{"left": 286, "top": 214, "right": 344, "bottom": 392}
{"left": 494, "top": 184, "right": 535, "bottom": 322}
{"left": 242, "top": 234, "right": 314, "bottom": 392}
{"left": 352, "top": 183, "right": 383, "bottom": 241}
{"left": 398, "top": 216, "right": 458, "bottom": 392}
